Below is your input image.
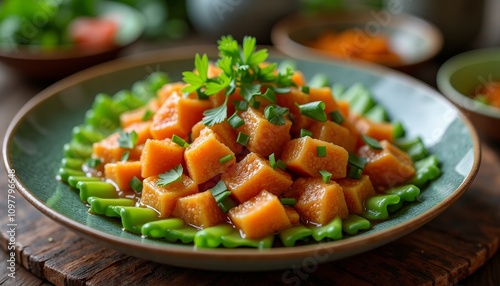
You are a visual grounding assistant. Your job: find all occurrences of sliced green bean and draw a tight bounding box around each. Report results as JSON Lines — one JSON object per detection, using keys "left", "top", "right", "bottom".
{"left": 77, "top": 181, "right": 117, "bottom": 202}
{"left": 384, "top": 184, "right": 420, "bottom": 212}
{"left": 194, "top": 224, "right": 233, "bottom": 248}
{"left": 221, "top": 229, "right": 274, "bottom": 249}
{"left": 111, "top": 206, "right": 158, "bottom": 234}
{"left": 60, "top": 158, "right": 85, "bottom": 169}
{"left": 279, "top": 225, "right": 312, "bottom": 247}
{"left": 58, "top": 167, "right": 85, "bottom": 182}
{"left": 311, "top": 216, "right": 343, "bottom": 242}
{"left": 67, "top": 175, "right": 100, "bottom": 188}
{"left": 409, "top": 155, "right": 441, "bottom": 188}
{"left": 87, "top": 197, "right": 136, "bottom": 217}
{"left": 72, "top": 125, "right": 105, "bottom": 144}
{"left": 141, "top": 218, "right": 197, "bottom": 243}
{"left": 362, "top": 194, "right": 401, "bottom": 220}
{"left": 342, "top": 215, "right": 371, "bottom": 235}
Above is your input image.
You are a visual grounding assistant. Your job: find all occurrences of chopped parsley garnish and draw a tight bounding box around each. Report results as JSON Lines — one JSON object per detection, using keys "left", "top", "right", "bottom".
{"left": 276, "top": 160, "right": 287, "bottom": 171}
{"left": 129, "top": 176, "right": 143, "bottom": 193}
{"left": 362, "top": 135, "right": 383, "bottom": 150}
{"left": 237, "top": 132, "right": 250, "bottom": 146}
{"left": 269, "top": 154, "right": 287, "bottom": 171}
{"left": 157, "top": 164, "right": 183, "bottom": 187}
{"left": 141, "top": 109, "right": 154, "bottom": 121}
{"left": 300, "top": 129, "right": 312, "bottom": 138}
{"left": 85, "top": 158, "right": 101, "bottom": 169}
{"left": 219, "top": 154, "right": 233, "bottom": 164}
{"left": 264, "top": 105, "right": 289, "bottom": 126}
{"left": 348, "top": 153, "right": 367, "bottom": 169}
{"left": 301, "top": 86, "right": 310, "bottom": 94}
{"left": 233, "top": 100, "right": 248, "bottom": 111}
{"left": 210, "top": 180, "right": 235, "bottom": 213}
{"left": 347, "top": 153, "right": 367, "bottom": 179}
{"left": 121, "top": 151, "right": 130, "bottom": 162}
{"left": 297, "top": 101, "right": 327, "bottom": 122}
{"left": 269, "top": 153, "right": 277, "bottom": 169}
{"left": 261, "top": 88, "right": 277, "bottom": 103}
{"left": 316, "top": 145, "right": 327, "bottom": 157}
{"left": 118, "top": 130, "right": 138, "bottom": 149}
{"left": 228, "top": 113, "right": 245, "bottom": 129}
{"left": 330, "top": 110, "right": 345, "bottom": 125}
{"left": 280, "top": 198, "right": 296, "bottom": 206}
{"left": 172, "top": 134, "right": 189, "bottom": 148}
{"left": 319, "top": 170, "right": 332, "bottom": 183}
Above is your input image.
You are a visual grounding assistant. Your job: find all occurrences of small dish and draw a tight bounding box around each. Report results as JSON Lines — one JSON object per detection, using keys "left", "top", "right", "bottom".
{"left": 271, "top": 11, "right": 443, "bottom": 70}
{"left": 3, "top": 46, "right": 479, "bottom": 271}
{"left": 437, "top": 48, "right": 500, "bottom": 142}
{"left": 0, "top": 1, "right": 144, "bottom": 81}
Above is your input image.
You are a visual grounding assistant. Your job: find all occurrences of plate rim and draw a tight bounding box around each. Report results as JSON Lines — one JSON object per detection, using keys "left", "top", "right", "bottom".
{"left": 2, "top": 45, "right": 481, "bottom": 269}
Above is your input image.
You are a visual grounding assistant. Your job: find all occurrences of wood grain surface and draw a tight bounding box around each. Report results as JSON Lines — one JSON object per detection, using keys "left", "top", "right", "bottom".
{"left": 1, "top": 141, "right": 499, "bottom": 286}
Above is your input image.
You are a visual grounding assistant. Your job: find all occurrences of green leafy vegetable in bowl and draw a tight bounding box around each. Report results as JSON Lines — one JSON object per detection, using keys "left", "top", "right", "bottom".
{"left": 0, "top": 0, "right": 117, "bottom": 51}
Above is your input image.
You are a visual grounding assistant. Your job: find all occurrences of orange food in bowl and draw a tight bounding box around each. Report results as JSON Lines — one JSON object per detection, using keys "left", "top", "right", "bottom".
{"left": 69, "top": 17, "right": 118, "bottom": 50}
{"left": 474, "top": 81, "right": 500, "bottom": 108}
{"left": 308, "top": 30, "right": 402, "bottom": 66}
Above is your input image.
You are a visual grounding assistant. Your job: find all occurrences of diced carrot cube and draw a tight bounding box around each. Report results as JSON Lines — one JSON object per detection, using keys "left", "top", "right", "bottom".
{"left": 277, "top": 88, "right": 314, "bottom": 136}
{"left": 140, "top": 139, "right": 184, "bottom": 178}
{"left": 221, "top": 152, "right": 293, "bottom": 203}
{"left": 92, "top": 133, "right": 144, "bottom": 164}
{"left": 309, "top": 87, "right": 339, "bottom": 115}
{"left": 342, "top": 116, "right": 362, "bottom": 149}
{"left": 281, "top": 137, "right": 348, "bottom": 179}
{"left": 309, "top": 120, "right": 356, "bottom": 153}
{"left": 104, "top": 161, "right": 142, "bottom": 192}
{"left": 126, "top": 121, "right": 152, "bottom": 145}
{"left": 354, "top": 116, "right": 395, "bottom": 142}
{"left": 171, "top": 191, "right": 226, "bottom": 228}
{"left": 358, "top": 140, "right": 415, "bottom": 188}
{"left": 284, "top": 206, "right": 301, "bottom": 225}
{"left": 151, "top": 89, "right": 212, "bottom": 140}
{"left": 140, "top": 175, "right": 198, "bottom": 217}
{"left": 237, "top": 107, "right": 292, "bottom": 157}
{"left": 337, "top": 100, "right": 350, "bottom": 118}
{"left": 185, "top": 128, "right": 235, "bottom": 184}
{"left": 336, "top": 175, "right": 376, "bottom": 214}
{"left": 228, "top": 190, "right": 291, "bottom": 239}
{"left": 209, "top": 88, "right": 244, "bottom": 116}
{"left": 119, "top": 99, "right": 160, "bottom": 128}
{"left": 157, "top": 82, "right": 185, "bottom": 104}
{"left": 191, "top": 120, "right": 242, "bottom": 154}
{"left": 120, "top": 107, "right": 147, "bottom": 128}
{"left": 291, "top": 71, "right": 306, "bottom": 87}
{"left": 286, "top": 178, "right": 349, "bottom": 225}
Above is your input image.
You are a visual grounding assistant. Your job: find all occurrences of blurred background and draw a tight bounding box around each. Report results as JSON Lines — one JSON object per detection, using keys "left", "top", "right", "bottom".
{"left": 1, "top": 0, "right": 499, "bottom": 74}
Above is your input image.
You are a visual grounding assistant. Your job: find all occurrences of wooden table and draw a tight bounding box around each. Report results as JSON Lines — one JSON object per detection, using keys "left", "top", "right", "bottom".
{"left": 1, "top": 45, "right": 499, "bottom": 286}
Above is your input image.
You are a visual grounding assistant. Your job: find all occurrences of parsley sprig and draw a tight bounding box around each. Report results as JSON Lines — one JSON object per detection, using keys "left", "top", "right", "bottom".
{"left": 118, "top": 130, "right": 138, "bottom": 149}
{"left": 182, "top": 35, "right": 295, "bottom": 126}
{"left": 157, "top": 164, "right": 184, "bottom": 187}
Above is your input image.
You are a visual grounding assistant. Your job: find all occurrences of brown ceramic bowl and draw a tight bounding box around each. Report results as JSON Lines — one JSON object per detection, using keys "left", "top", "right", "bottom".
{"left": 271, "top": 10, "right": 443, "bottom": 70}
{"left": 0, "top": 1, "right": 144, "bottom": 81}
{"left": 437, "top": 48, "right": 500, "bottom": 142}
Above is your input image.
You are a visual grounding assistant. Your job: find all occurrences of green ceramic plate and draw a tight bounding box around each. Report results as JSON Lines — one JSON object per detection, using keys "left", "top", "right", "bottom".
{"left": 3, "top": 46, "right": 480, "bottom": 271}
